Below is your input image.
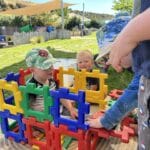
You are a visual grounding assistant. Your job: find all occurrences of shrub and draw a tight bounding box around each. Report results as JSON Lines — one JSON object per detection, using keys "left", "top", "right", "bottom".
{"left": 65, "top": 16, "right": 81, "bottom": 30}
{"left": 87, "top": 19, "right": 102, "bottom": 29}
{"left": 30, "top": 36, "right": 45, "bottom": 44}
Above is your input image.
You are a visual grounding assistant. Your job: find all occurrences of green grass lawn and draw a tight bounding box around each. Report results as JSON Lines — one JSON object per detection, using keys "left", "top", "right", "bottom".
{"left": 0, "top": 32, "right": 98, "bottom": 70}
{"left": 0, "top": 32, "right": 133, "bottom": 91}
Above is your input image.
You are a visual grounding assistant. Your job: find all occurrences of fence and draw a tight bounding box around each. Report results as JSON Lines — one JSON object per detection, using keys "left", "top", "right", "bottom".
{"left": 0, "top": 26, "right": 19, "bottom": 35}
{"left": 13, "top": 29, "right": 71, "bottom": 45}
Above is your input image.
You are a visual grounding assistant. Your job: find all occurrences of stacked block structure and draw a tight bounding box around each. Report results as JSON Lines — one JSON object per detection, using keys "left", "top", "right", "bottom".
{"left": 57, "top": 67, "right": 108, "bottom": 109}
{"left": 0, "top": 68, "right": 135, "bottom": 150}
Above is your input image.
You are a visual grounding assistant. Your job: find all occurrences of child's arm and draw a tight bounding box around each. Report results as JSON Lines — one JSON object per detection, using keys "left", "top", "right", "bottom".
{"left": 87, "top": 74, "right": 140, "bottom": 129}
{"left": 107, "top": 8, "right": 150, "bottom": 72}
{"left": 60, "top": 99, "right": 78, "bottom": 119}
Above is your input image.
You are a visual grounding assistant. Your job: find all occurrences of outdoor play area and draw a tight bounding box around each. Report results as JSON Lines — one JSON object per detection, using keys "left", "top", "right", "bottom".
{"left": 0, "top": 0, "right": 138, "bottom": 149}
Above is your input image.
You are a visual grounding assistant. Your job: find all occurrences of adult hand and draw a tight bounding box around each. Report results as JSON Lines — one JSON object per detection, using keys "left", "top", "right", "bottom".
{"left": 106, "top": 36, "right": 136, "bottom": 72}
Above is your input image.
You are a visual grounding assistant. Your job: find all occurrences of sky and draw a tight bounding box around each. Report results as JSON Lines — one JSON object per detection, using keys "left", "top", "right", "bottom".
{"left": 30, "top": 0, "right": 115, "bottom": 15}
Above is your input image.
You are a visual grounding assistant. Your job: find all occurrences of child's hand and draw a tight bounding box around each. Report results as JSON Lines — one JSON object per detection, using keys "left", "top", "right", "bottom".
{"left": 69, "top": 108, "right": 78, "bottom": 119}
{"left": 87, "top": 116, "right": 103, "bottom": 128}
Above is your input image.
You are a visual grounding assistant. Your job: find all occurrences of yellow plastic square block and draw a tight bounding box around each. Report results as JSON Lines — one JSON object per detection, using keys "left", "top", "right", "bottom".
{"left": 0, "top": 79, "right": 23, "bottom": 114}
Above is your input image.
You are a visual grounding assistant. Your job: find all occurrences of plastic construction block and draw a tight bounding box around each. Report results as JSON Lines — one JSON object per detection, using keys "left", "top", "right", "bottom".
{"left": 53, "top": 69, "right": 60, "bottom": 85}
{"left": 57, "top": 67, "right": 79, "bottom": 93}
{"left": 99, "top": 100, "right": 107, "bottom": 110}
{"left": 19, "top": 83, "right": 53, "bottom": 122}
{"left": 120, "top": 117, "right": 135, "bottom": 130}
{"left": 110, "top": 125, "right": 135, "bottom": 143}
{"left": 57, "top": 67, "right": 108, "bottom": 109}
{"left": 19, "top": 68, "right": 31, "bottom": 85}
{"left": 85, "top": 129, "right": 101, "bottom": 150}
{"left": 22, "top": 117, "right": 52, "bottom": 150}
{"left": 79, "top": 69, "right": 108, "bottom": 107}
{"left": 0, "top": 79, "right": 23, "bottom": 114}
{"left": 0, "top": 117, "right": 2, "bottom": 123}
{"left": 0, "top": 110, "right": 27, "bottom": 143}
{"left": 3, "top": 73, "right": 19, "bottom": 105}
{"left": 50, "top": 124, "right": 86, "bottom": 150}
{"left": 50, "top": 87, "right": 90, "bottom": 132}
{"left": 4, "top": 72, "right": 20, "bottom": 83}
{"left": 109, "top": 89, "right": 124, "bottom": 99}
{"left": 107, "top": 99, "right": 116, "bottom": 107}
{"left": 90, "top": 124, "right": 135, "bottom": 144}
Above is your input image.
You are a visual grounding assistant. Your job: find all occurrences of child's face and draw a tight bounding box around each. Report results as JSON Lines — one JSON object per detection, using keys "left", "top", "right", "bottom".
{"left": 77, "top": 55, "right": 93, "bottom": 71}
{"left": 32, "top": 66, "right": 54, "bottom": 81}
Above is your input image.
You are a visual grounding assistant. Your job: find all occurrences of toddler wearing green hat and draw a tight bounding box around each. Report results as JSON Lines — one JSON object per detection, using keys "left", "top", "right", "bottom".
{"left": 25, "top": 48, "right": 77, "bottom": 118}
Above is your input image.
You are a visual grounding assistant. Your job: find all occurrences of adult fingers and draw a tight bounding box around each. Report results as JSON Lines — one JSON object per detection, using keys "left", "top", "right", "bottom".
{"left": 107, "top": 57, "right": 123, "bottom": 72}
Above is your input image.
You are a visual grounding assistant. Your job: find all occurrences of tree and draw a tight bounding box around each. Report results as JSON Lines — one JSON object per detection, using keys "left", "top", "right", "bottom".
{"left": 55, "top": 8, "right": 69, "bottom": 19}
{"left": 112, "top": 0, "right": 133, "bottom": 14}
{"left": 89, "top": 20, "right": 102, "bottom": 29}
{"left": 12, "top": 16, "right": 24, "bottom": 27}
{"left": 0, "top": 16, "right": 11, "bottom": 26}
{"left": 65, "top": 16, "right": 81, "bottom": 30}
